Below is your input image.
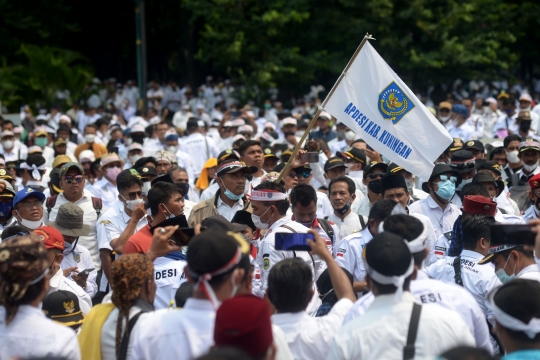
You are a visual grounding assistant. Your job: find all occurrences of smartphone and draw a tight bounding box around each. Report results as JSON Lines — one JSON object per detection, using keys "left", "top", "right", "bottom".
{"left": 275, "top": 233, "right": 314, "bottom": 251}
{"left": 366, "top": 144, "right": 373, "bottom": 151}
{"left": 483, "top": 101, "right": 490, "bottom": 107}
{"left": 83, "top": 268, "right": 95, "bottom": 274}
{"left": 490, "top": 224, "right": 535, "bottom": 246}
{"left": 299, "top": 152, "right": 319, "bottom": 163}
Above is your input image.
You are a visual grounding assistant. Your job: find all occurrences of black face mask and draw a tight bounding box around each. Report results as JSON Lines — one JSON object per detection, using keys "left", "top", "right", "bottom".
{"left": 333, "top": 200, "right": 352, "bottom": 216}
{"left": 283, "top": 131, "right": 295, "bottom": 137}
{"left": 131, "top": 134, "right": 145, "bottom": 144}
{"left": 368, "top": 179, "right": 382, "bottom": 194}
{"left": 520, "top": 121, "right": 531, "bottom": 133}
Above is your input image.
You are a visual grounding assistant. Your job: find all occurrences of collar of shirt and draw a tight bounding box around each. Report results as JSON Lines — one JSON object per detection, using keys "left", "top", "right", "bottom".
{"left": 183, "top": 297, "right": 215, "bottom": 312}
{"left": 14, "top": 304, "right": 46, "bottom": 319}
{"left": 267, "top": 217, "right": 292, "bottom": 235}
{"left": 271, "top": 310, "right": 308, "bottom": 325}
{"left": 216, "top": 194, "right": 243, "bottom": 209}
{"left": 368, "top": 291, "right": 416, "bottom": 312}
{"left": 517, "top": 264, "right": 540, "bottom": 277}
{"left": 291, "top": 215, "right": 321, "bottom": 229}
{"left": 360, "top": 226, "right": 373, "bottom": 242}
{"left": 460, "top": 249, "right": 483, "bottom": 260}
{"left": 427, "top": 195, "right": 441, "bottom": 210}
{"left": 49, "top": 267, "right": 63, "bottom": 289}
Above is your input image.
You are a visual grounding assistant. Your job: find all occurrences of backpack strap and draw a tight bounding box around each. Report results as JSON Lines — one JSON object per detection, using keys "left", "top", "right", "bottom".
{"left": 46, "top": 195, "right": 58, "bottom": 217}
{"left": 358, "top": 215, "right": 366, "bottom": 229}
{"left": 403, "top": 303, "right": 422, "bottom": 360}
{"left": 279, "top": 224, "right": 297, "bottom": 233}
{"left": 91, "top": 197, "right": 103, "bottom": 219}
{"left": 117, "top": 311, "right": 145, "bottom": 360}
{"left": 317, "top": 218, "right": 335, "bottom": 245}
{"left": 453, "top": 256, "right": 464, "bottom": 286}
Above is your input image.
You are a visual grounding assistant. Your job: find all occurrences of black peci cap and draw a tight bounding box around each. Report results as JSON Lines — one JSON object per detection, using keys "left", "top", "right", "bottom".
{"left": 365, "top": 232, "right": 412, "bottom": 277}
{"left": 381, "top": 174, "right": 408, "bottom": 194}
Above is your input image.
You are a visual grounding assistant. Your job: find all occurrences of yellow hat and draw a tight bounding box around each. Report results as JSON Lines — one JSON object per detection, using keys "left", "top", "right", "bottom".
{"left": 52, "top": 155, "right": 72, "bottom": 169}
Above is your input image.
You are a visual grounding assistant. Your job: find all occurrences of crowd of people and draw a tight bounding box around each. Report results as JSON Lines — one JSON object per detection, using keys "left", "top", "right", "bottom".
{"left": 2, "top": 76, "right": 540, "bottom": 360}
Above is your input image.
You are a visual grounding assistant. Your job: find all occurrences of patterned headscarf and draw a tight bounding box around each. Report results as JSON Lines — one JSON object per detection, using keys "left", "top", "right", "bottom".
{"left": 448, "top": 215, "right": 463, "bottom": 257}
{"left": 0, "top": 235, "right": 49, "bottom": 324}
{"left": 110, "top": 254, "right": 154, "bottom": 357}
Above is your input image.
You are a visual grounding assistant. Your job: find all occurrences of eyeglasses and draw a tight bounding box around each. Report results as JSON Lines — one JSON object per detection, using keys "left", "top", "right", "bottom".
{"left": 367, "top": 172, "right": 386, "bottom": 180}
{"left": 123, "top": 191, "right": 143, "bottom": 200}
{"left": 439, "top": 175, "right": 458, "bottom": 183}
{"left": 294, "top": 170, "right": 312, "bottom": 179}
{"left": 64, "top": 175, "right": 84, "bottom": 184}
{"left": 450, "top": 161, "right": 475, "bottom": 170}
{"left": 18, "top": 200, "right": 43, "bottom": 209}
{"left": 287, "top": 172, "right": 298, "bottom": 179}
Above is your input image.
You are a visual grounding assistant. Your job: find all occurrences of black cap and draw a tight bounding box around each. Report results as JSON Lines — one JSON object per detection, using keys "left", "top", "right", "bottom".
{"left": 446, "top": 138, "right": 464, "bottom": 152}
{"left": 216, "top": 159, "right": 257, "bottom": 177}
{"left": 464, "top": 139, "right": 484, "bottom": 152}
{"left": 42, "top": 290, "right": 84, "bottom": 329}
{"left": 218, "top": 149, "right": 240, "bottom": 164}
{"left": 231, "top": 210, "right": 256, "bottom": 232}
{"left": 337, "top": 148, "right": 366, "bottom": 164}
{"left": 186, "top": 118, "right": 200, "bottom": 128}
{"left": 477, "top": 160, "right": 502, "bottom": 177}
{"left": 202, "top": 214, "right": 248, "bottom": 232}
{"left": 137, "top": 166, "right": 158, "bottom": 178}
{"left": 262, "top": 147, "right": 278, "bottom": 159}
{"left": 324, "top": 157, "right": 346, "bottom": 172}
{"left": 450, "top": 150, "right": 476, "bottom": 173}
{"left": 365, "top": 232, "right": 412, "bottom": 277}
{"left": 381, "top": 174, "right": 407, "bottom": 194}
{"left": 56, "top": 124, "right": 72, "bottom": 134}
{"left": 117, "top": 168, "right": 141, "bottom": 183}
{"left": 151, "top": 173, "right": 174, "bottom": 187}
{"left": 421, "top": 164, "right": 462, "bottom": 193}
{"left": 386, "top": 162, "right": 406, "bottom": 175}
{"left": 363, "top": 161, "right": 389, "bottom": 178}
{"left": 472, "top": 172, "right": 504, "bottom": 196}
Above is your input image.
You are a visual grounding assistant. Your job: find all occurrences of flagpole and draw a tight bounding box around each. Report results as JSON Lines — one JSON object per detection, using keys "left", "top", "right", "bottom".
{"left": 276, "top": 33, "right": 375, "bottom": 183}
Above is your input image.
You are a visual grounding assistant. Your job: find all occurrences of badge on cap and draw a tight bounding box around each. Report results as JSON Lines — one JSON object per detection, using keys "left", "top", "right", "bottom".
{"left": 26, "top": 188, "right": 34, "bottom": 194}
{"left": 63, "top": 301, "right": 75, "bottom": 314}
{"left": 535, "top": 181, "right": 539, "bottom": 187}
{"left": 467, "top": 141, "right": 474, "bottom": 146}
{"left": 264, "top": 148, "right": 271, "bottom": 154}
{"left": 0, "top": 169, "right": 6, "bottom": 176}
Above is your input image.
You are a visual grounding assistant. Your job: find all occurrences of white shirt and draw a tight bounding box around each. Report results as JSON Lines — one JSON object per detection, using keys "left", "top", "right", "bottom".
{"left": 424, "top": 250, "right": 502, "bottom": 323}
{"left": 89, "top": 177, "right": 119, "bottom": 210}
{"left": 44, "top": 189, "right": 104, "bottom": 269}
{"left": 327, "top": 211, "right": 363, "bottom": 238}
{"left": 153, "top": 256, "right": 187, "bottom": 309}
{"left": 216, "top": 195, "right": 244, "bottom": 222}
{"left": 316, "top": 192, "right": 333, "bottom": 218}
{"left": 0, "top": 305, "right": 80, "bottom": 360}
{"left": 130, "top": 299, "right": 215, "bottom": 360}
{"left": 517, "top": 264, "right": 540, "bottom": 282}
{"left": 178, "top": 133, "right": 220, "bottom": 177}
{"left": 172, "top": 110, "right": 194, "bottom": 130}
{"left": 326, "top": 292, "right": 475, "bottom": 360}
{"left": 0, "top": 141, "right": 28, "bottom": 161}
{"left": 344, "top": 271, "right": 492, "bottom": 353}
{"left": 272, "top": 325, "right": 295, "bottom": 360}
{"left": 334, "top": 227, "right": 373, "bottom": 286}
{"left": 447, "top": 122, "right": 476, "bottom": 141}
{"left": 48, "top": 268, "right": 93, "bottom": 315}
{"left": 61, "top": 242, "right": 98, "bottom": 298}
{"left": 271, "top": 299, "right": 354, "bottom": 360}
{"left": 409, "top": 195, "right": 461, "bottom": 239}
{"left": 200, "top": 182, "right": 219, "bottom": 201}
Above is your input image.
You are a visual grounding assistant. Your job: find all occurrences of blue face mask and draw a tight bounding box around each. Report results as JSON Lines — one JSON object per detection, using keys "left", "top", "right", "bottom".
{"left": 36, "top": 137, "right": 48, "bottom": 147}
{"left": 162, "top": 204, "right": 175, "bottom": 219}
{"left": 495, "top": 254, "right": 516, "bottom": 284}
{"left": 435, "top": 180, "right": 456, "bottom": 200}
{"left": 220, "top": 179, "right": 243, "bottom": 201}
{"left": 0, "top": 202, "right": 12, "bottom": 218}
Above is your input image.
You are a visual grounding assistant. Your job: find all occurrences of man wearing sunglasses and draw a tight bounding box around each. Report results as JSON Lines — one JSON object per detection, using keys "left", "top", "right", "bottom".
{"left": 449, "top": 150, "right": 477, "bottom": 207}
{"left": 409, "top": 164, "right": 462, "bottom": 240}
{"left": 510, "top": 139, "right": 540, "bottom": 212}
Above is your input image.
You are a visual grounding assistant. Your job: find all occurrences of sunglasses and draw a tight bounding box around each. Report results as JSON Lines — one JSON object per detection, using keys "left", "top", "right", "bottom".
{"left": 123, "top": 191, "right": 143, "bottom": 199}
{"left": 367, "top": 172, "right": 386, "bottom": 180}
{"left": 294, "top": 170, "right": 312, "bottom": 179}
{"left": 439, "top": 175, "right": 458, "bottom": 183}
{"left": 64, "top": 175, "right": 84, "bottom": 184}
{"left": 450, "top": 161, "right": 475, "bottom": 170}
{"left": 287, "top": 172, "right": 298, "bottom": 179}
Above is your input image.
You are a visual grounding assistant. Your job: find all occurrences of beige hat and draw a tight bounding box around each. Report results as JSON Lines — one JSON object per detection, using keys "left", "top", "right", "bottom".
{"left": 100, "top": 153, "right": 124, "bottom": 169}
{"left": 49, "top": 203, "right": 90, "bottom": 237}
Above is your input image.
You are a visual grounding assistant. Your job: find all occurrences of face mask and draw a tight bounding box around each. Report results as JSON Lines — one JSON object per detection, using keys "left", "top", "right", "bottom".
{"left": 295, "top": 131, "right": 304, "bottom": 138}
{"left": 520, "top": 121, "right": 531, "bottom": 133}
{"left": 167, "top": 145, "right": 178, "bottom": 153}
{"left": 220, "top": 179, "right": 243, "bottom": 201}
{"left": 299, "top": 219, "right": 315, "bottom": 228}
{"left": 0, "top": 202, "right": 12, "bottom": 218}
{"left": 252, "top": 207, "right": 272, "bottom": 230}
{"left": 336, "top": 130, "right": 345, "bottom": 139}
{"left": 129, "top": 154, "right": 142, "bottom": 164}
{"left": 523, "top": 161, "right": 539, "bottom": 173}
{"left": 348, "top": 170, "right": 363, "bottom": 179}
{"left": 132, "top": 134, "right": 145, "bottom": 144}
{"left": 124, "top": 137, "right": 133, "bottom": 146}
{"left": 15, "top": 211, "right": 41, "bottom": 230}
{"left": 283, "top": 131, "right": 295, "bottom": 137}
{"left": 162, "top": 204, "right": 176, "bottom": 219}
{"left": 122, "top": 196, "right": 143, "bottom": 211}
{"left": 439, "top": 115, "right": 451, "bottom": 123}
{"left": 2, "top": 140, "right": 14, "bottom": 149}
{"left": 334, "top": 199, "right": 352, "bottom": 216}
{"left": 495, "top": 254, "right": 516, "bottom": 284}
{"left": 142, "top": 181, "right": 151, "bottom": 195}
{"left": 506, "top": 150, "right": 520, "bottom": 164}
{"left": 35, "top": 137, "right": 48, "bottom": 147}
{"left": 435, "top": 180, "right": 455, "bottom": 200}
{"left": 345, "top": 130, "right": 356, "bottom": 141}
{"left": 484, "top": 106, "right": 493, "bottom": 115}
{"left": 368, "top": 179, "right": 382, "bottom": 194}
{"left": 84, "top": 134, "right": 96, "bottom": 143}
{"left": 457, "top": 178, "right": 472, "bottom": 191}
{"left": 264, "top": 103, "right": 271, "bottom": 109}
{"left": 405, "top": 179, "right": 414, "bottom": 194}
{"left": 106, "top": 167, "right": 121, "bottom": 181}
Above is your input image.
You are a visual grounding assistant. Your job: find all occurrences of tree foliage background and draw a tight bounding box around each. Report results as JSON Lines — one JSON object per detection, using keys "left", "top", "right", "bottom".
{"left": 1, "top": 0, "right": 539, "bottom": 109}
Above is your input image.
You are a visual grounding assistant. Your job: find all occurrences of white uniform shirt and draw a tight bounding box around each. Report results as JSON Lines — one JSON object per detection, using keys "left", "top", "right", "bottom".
{"left": 344, "top": 271, "right": 492, "bottom": 353}
{"left": 48, "top": 268, "right": 93, "bottom": 315}
{"left": 0, "top": 141, "right": 28, "bottom": 161}
{"left": 409, "top": 195, "right": 461, "bottom": 239}
{"left": 523, "top": 205, "right": 538, "bottom": 221}
{"left": 178, "top": 133, "right": 220, "bottom": 177}
{"left": 175, "top": 149, "right": 197, "bottom": 182}
{"left": 448, "top": 122, "right": 476, "bottom": 141}
{"left": 334, "top": 227, "right": 373, "bottom": 286}
{"left": 327, "top": 211, "right": 363, "bottom": 238}
{"left": 517, "top": 264, "right": 540, "bottom": 282}
{"left": 271, "top": 299, "right": 354, "bottom": 360}
{"left": 44, "top": 189, "right": 103, "bottom": 269}
{"left": 0, "top": 305, "right": 80, "bottom": 360}
{"left": 199, "top": 182, "right": 219, "bottom": 201}
{"left": 216, "top": 196, "right": 244, "bottom": 222}
{"left": 327, "top": 292, "right": 475, "bottom": 359}
{"left": 130, "top": 299, "right": 215, "bottom": 360}
{"left": 153, "top": 256, "right": 187, "bottom": 309}
{"left": 409, "top": 212, "right": 439, "bottom": 267}
{"left": 61, "top": 242, "right": 98, "bottom": 298}
{"left": 89, "top": 177, "right": 119, "bottom": 210}
{"left": 424, "top": 250, "right": 502, "bottom": 323}
{"left": 316, "top": 191, "right": 333, "bottom": 218}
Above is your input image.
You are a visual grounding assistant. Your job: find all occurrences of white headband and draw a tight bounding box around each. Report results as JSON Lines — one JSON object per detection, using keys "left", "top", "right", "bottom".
{"left": 489, "top": 289, "right": 540, "bottom": 339}
{"left": 366, "top": 258, "right": 414, "bottom": 302}
{"left": 406, "top": 225, "right": 429, "bottom": 254}
{"left": 21, "top": 163, "right": 46, "bottom": 180}
{"left": 251, "top": 190, "right": 288, "bottom": 201}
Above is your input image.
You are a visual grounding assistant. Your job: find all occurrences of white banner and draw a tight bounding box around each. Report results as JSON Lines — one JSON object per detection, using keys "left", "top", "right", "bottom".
{"left": 324, "top": 41, "right": 452, "bottom": 179}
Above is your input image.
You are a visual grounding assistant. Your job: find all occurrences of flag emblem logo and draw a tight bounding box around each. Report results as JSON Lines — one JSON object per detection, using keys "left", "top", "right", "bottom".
{"left": 378, "top": 81, "right": 415, "bottom": 124}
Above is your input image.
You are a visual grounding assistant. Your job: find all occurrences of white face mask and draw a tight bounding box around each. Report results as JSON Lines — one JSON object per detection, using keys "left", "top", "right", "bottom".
{"left": 167, "top": 145, "right": 178, "bottom": 153}
{"left": 129, "top": 154, "right": 141, "bottom": 164}
{"left": 523, "top": 161, "right": 538, "bottom": 173}
{"left": 439, "top": 114, "right": 451, "bottom": 123}
{"left": 142, "top": 181, "right": 151, "bottom": 195}
{"left": 85, "top": 134, "right": 96, "bottom": 143}
{"left": 2, "top": 140, "right": 14, "bottom": 149}
{"left": 506, "top": 150, "right": 520, "bottom": 164}
{"left": 15, "top": 211, "right": 41, "bottom": 230}
{"left": 345, "top": 130, "right": 356, "bottom": 141}
{"left": 122, "top": 196, "right": 143, "bottom": 211}
{"left": 251, "top": 207, "right": 272, "bottom": 230}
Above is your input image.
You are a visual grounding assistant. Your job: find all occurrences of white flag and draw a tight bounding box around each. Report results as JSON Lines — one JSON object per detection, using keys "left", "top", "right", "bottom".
{"left": 324, "top": 41, "right": 452, "bottom": 179}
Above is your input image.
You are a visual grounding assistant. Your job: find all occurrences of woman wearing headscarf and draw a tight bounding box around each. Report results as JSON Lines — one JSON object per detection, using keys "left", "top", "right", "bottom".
{"left": 195, "top": 158, "right": 218, "bottom": 192}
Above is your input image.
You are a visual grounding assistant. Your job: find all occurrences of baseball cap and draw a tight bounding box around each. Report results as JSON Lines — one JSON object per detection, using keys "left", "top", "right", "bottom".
{"left": 216, "top": 160, "right": 257, "bottom": 177}
{"left": 477, "top": 160, "right": 502, "bottom": 177}
{"left": 42, "top": 290, "right": 85, "bottom": 329}
{"left": 218, "top": 149, "right": 240, "bottom": 163}
{"left": 49, "top": 169, "right": 63, "bottom": 194}
{"left": 452, "top": 104, "right": 468, "bottom": 118}
{"left": 34, "top": 226, "right": 65, "bottom": 251}
{"left": 137, "top": 166, "right": 158, "bottom": 177}
{"left": 78, "top": 150, "right": 96, "bottom": 163}
{"left": 439, "top": 101, "right": 452, "bottom": 111}
{"left": 201, "top": 214, "right": 248, "bottom": 233}
{"left": 386, "top": 162, "right": 405, "bottom": 175}
{"left": 519, "top": 139, "right": 540, "bottom": 153}
{"left": 450, "top": 150, "right": 476, "bottom": 173}
{"left": 318, "top": 111, "right": 332, "bottom": 120}
{"left": 281, "top": 117, "right": 297, "bottom": 127}
{"left": 337, "top": 147, "right": 366, "bottom": 164}
{"left": 128, "top": 143, "right": 144, "bottom": 152}
{"left": 262, "top": 147, "right": 278, "bottom": 159}
{"left": 52, "top": 155, "right": 72, "bottom": 170}
{"left": 324, "top": 157, "right": 346, "bottom": 172}
{"left": 464, "top": 140, "right": 484, "bottom": 153}
{"left": 447, "top": 138, "right": 464, "bottom": 152}
{"left": 0, "top": 131, "right": 14, "bottom": 138}
{"left": 59, "top": 162, "right": 84, "bottom": 177}
{"left": 49, "top": 203, "right": 91, "bottom": 237}
{"left": 363, "top": 161, "right": 389, "bottom": 177}
{"left": 53, "top": 138, "right": 67, "bottom": 147}
{"left": 13, "top": 187, "right": 45, "bottom": 209}
{"left": 28, "top": 146, "right": 42, "bottom": 155}
{"left": 478, "top": 244, "right": 518, "bottom": 265}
